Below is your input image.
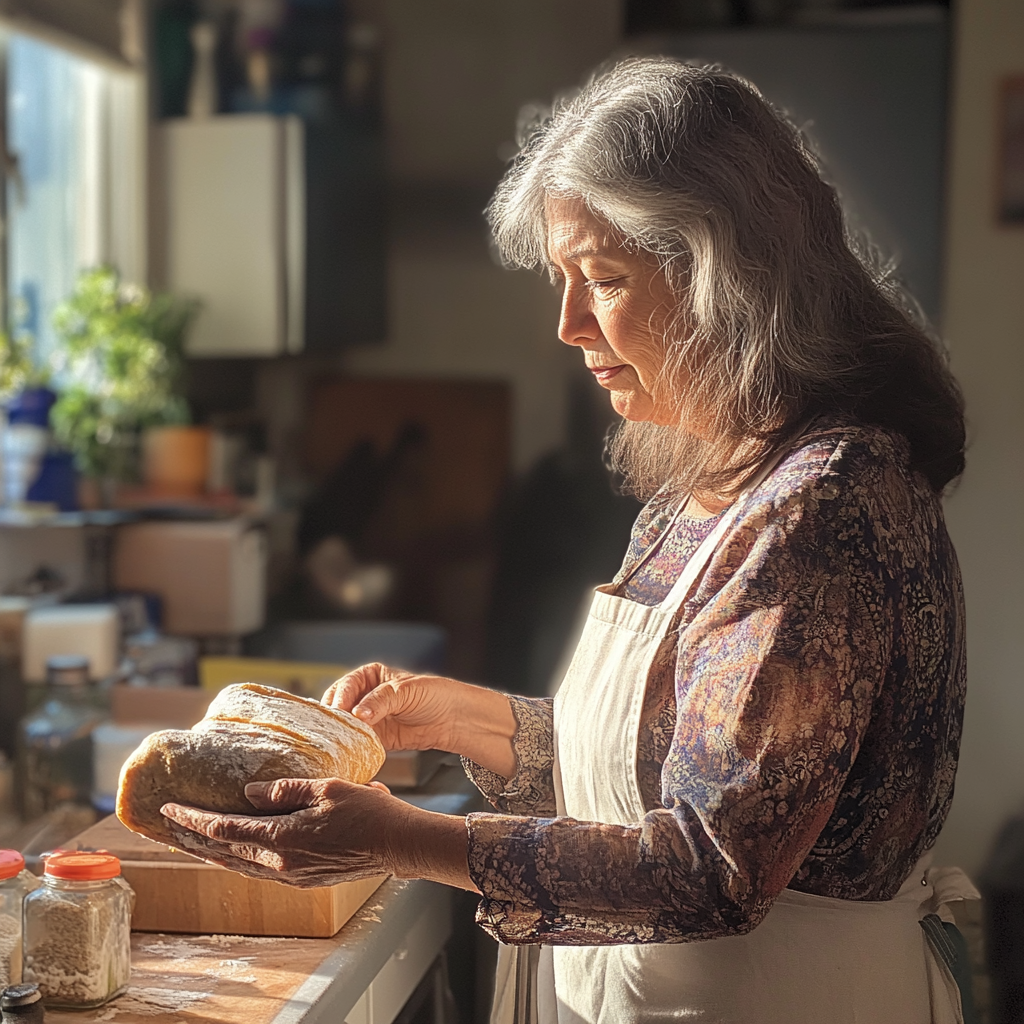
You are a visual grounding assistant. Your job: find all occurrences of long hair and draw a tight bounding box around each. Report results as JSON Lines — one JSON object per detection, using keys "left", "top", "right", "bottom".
{"left": 486, "top": 57, "right": 965, "bottom": 497}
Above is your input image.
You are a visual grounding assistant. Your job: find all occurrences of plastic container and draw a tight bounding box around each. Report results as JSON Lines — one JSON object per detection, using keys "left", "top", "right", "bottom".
{"left": 16, "top": 656, "right": 106, "bottom": 820}
{"left": 0, "top": 852, "right": 40, "bottom": 988}
{"left": 91, "top": 723, "right": 155, "bottom": 815}
{"left": 22, "top": 852, "right": 132, "bottom": 1008}
{"left": 22, "top": 605, "right": 121, "bottom": 683}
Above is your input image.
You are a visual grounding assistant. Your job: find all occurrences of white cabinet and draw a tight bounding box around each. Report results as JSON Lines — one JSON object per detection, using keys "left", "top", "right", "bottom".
{"left": 344, "top": 899, "right": 452, "bottom": 1024}
{"left": 163, "top": 115, "right": 305, "bottom": 357}
{"left": 345, "top": 990, "right": 371, "bottom": 1024}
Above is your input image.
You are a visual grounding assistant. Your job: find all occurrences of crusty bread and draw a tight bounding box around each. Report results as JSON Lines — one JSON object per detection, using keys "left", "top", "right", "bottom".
{"left": 116, "top": 683, "right": 386, "bottom": 849}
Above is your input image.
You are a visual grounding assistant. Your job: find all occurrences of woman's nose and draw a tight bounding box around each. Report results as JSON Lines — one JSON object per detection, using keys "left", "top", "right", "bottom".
{"left": 558, "top": 284, "right": 598, "bottom": 347}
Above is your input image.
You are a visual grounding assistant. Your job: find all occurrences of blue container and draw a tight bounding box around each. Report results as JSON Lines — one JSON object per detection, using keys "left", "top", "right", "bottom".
{"left": 6, "top": 387, "right": 56, "bottom": 427}
{"left": 26, "top": 451, "right": 78, "bottom": 511}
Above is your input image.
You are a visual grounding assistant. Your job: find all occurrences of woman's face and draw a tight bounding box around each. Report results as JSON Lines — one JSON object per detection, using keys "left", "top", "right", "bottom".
{"left": 547, "top": 196, "right": 679, "bottom": 425}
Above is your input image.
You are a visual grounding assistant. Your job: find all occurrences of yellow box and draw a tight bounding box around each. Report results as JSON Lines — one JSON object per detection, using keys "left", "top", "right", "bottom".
{"left": 199, "top": 656, "right": 351, "bottom": 700}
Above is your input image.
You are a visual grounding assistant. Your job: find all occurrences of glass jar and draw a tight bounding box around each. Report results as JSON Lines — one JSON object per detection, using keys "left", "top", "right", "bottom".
{"left": 22, "top": 852, "right": 132, "bottom": 1008}
{"left": 0, "top": 851, "right": 39, "bottom": 987}
{"left": 16, "top": 655, "right": 106, "bottom": 820}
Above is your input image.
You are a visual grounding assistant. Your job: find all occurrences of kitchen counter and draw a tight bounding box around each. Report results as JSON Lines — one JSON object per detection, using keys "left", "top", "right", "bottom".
{"left": 46, "top": 878, "right": 452, "bottom": 1024}
{"left": 46, "top": 764, "right": 485, "bottom": 1024}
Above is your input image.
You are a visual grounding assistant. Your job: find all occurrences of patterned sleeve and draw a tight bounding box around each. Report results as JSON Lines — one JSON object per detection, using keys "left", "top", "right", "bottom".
{"left": 466, "top": 455, "right": 900, "bottom": 944}
{"left": 462, "top": 695, "right": 557, "bottom": 815}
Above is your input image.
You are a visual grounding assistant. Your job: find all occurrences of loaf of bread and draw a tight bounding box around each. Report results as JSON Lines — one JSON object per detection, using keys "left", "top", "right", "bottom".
{"left": 116, "top": 683, "right": 386, "bottom": 850}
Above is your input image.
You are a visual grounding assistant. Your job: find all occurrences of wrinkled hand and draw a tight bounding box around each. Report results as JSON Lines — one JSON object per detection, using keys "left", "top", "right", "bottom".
{"left": 322, "top": 662, "right": 462, "bottom": 753}
{"left": 160, "top": 777, "right": 411, "bottom": 888}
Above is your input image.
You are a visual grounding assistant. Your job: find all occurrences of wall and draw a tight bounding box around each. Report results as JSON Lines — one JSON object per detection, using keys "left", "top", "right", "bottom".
{"left": 337, "top": 0, "right": 622, "bottom": 471}
{"left": 932, "top": 0, "right": 1024, "bottom": 876}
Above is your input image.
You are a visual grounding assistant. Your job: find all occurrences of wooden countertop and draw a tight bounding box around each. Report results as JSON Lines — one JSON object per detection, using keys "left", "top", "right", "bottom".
{"left": 48, "top": 929, "right": 346, "bottom": 1024}
{"left": 46, "top": 878, "right": 452, "bottom": 1024}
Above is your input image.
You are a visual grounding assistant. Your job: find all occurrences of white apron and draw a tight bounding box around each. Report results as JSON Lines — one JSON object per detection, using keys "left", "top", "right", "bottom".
{"left": 492, "top": 453, "right": 979, "bottom": 1024}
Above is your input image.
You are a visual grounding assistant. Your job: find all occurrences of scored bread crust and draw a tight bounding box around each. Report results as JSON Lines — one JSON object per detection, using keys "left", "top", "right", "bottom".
{"left": 116, "top": 683, "right": 386, "bottom": 849}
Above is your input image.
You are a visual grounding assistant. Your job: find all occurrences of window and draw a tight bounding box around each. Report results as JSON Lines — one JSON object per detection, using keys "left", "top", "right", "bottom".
{"left": 4, "top": 30, "right": 145, "bottom": 356}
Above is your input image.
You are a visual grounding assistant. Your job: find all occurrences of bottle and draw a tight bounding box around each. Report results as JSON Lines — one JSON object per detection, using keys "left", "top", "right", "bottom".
{"left": 22, "top": 853, "right": 132, "bottom": 1009}
{"left": 16, "top": 656, "right": 104, "bottom": 820}
{"left": 0, "top": 984, "right": 44, "bottom": 1024}
{"left": 0, "top": 852, "right": 40, "bottom": 987}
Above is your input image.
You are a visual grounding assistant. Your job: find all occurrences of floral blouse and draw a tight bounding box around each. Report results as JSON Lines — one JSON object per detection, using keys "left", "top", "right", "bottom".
{"left": 463, "top": 419, "right": 966, "bottom": 946}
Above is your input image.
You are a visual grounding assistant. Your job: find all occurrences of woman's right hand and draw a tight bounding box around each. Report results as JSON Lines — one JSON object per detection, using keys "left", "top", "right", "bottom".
{"left": 323, "top": 663, "right": 518, "bottom": 779}
{"left": 323, "top": 663, "right": 464, "bottom": 753}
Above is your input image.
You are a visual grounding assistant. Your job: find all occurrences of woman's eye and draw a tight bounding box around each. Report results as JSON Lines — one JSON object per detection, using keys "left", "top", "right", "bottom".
{"left": 587, "top": 278, "right": 622, "bottom": 293}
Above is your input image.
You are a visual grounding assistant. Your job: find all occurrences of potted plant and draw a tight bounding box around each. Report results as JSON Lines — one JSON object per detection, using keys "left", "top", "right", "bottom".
{"left": 49, "top": 267, "right": 200, "bottom": 503}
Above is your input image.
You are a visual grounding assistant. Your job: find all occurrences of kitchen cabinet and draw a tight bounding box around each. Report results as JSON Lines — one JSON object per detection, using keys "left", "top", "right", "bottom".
{"left": 164, "top": 115, "right": 305, "bottom": 357}
{"left": 163, "top": 113, "right": 386, "bottom": 357}
{"left": 344, "top": 898, "right": 452, "bottom": 1024}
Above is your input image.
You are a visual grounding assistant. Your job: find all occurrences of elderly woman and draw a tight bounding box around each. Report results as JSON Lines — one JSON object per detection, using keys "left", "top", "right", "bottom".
{"left": 163, "top": 58, "right": 977, "bottom": 1023}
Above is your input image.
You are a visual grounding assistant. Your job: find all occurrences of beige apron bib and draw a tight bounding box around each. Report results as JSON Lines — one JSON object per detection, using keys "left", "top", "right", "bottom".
{"left": 492, "top": 456, "right": 978, "bottom": 1024}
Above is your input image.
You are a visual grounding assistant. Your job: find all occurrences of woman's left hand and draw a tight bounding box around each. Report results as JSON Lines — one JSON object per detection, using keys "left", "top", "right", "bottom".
{"left": 161, "top": 778, "right": 408, "bottom": 888}
{"left": 160, "top": 779, "right": 476, "bottom": 891}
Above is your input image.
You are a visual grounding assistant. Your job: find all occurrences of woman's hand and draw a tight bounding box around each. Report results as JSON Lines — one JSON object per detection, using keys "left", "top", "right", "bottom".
{"left": 160, "top": 777, "right": 476, "bottom": 891}
{"left": 323, "top": 663, "right": 518, "bottom": 780}
{"left": 323, "top": 664, "right": 464, "bottom": 754}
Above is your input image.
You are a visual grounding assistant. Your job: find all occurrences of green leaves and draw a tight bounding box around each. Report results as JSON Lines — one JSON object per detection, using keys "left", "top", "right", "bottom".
{"left": 49, "top": 267, "right": 200, "bottom": 480}
{"left": 0, "top": 331, "right": 50, "bottom": 400}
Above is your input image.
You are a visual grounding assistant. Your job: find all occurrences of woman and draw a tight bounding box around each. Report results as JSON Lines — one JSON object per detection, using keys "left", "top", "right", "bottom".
{"left": 162, "top": 58, "right": 977, "bottom": 1023}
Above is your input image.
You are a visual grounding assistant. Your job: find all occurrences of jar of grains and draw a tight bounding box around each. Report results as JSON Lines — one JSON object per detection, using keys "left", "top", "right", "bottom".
{"left": 23, "top": 852, "right": 132, "bottom": 1008}
{"left": 0, "top": 852, "right": 39, "bottom": 988}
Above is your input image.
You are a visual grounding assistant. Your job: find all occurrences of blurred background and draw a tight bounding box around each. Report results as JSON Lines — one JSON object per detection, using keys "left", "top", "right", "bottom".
{"left": 0, "top": 0, "right": 1020, "bottom": 1015}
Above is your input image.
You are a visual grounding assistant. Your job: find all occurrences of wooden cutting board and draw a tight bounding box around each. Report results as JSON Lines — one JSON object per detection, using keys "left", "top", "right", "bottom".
{"left": 68, "top": 815, "right": 386, "bottom": 938}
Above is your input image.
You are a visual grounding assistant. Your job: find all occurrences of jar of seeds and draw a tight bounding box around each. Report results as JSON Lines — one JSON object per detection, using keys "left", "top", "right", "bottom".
{"left": 0, "top": 852, "right": 39, "bottom": 988}
{"left": 22, "top": 853, "right": 132, "bottom": 1008}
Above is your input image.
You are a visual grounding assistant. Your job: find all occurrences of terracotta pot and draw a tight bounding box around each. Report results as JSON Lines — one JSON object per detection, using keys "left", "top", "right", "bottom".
{"left": 142, "top": 426, "right": 211, "bottom": 494}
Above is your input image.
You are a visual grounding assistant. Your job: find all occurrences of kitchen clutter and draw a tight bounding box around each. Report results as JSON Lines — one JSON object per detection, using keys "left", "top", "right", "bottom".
{"left": 0, "top": 377, "right": 517, "bottom": 847}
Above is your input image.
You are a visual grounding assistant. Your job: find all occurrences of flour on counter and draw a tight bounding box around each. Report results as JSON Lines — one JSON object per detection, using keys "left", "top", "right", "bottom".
{"left": 137, "top": 939, "right": 211, "bottom": 961}
{"left": 139, "top": 934, "right": 290, "bottom": 956}
{"left": 94, "top": 986, "right": 211, "bottom": 1019}
{"left": 136, "top": 939, "right": 260, "bottom": 984}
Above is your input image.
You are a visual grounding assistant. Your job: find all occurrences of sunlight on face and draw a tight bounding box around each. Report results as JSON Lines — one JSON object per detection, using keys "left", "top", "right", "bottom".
{"left": 546, "top": 196, "right": 679, "bottom": 425}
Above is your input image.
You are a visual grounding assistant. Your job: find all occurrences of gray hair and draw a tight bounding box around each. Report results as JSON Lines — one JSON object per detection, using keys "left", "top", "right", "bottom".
{"left": 487, "top": 57, "right": 964, "bottom": 497}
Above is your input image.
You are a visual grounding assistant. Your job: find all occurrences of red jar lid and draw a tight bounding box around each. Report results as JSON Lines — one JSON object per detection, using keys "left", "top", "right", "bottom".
{"left": 44, "top": 851, "right": 121, "bottom": 881}
{"left": 0, "top": 850, "right": 24, "bottom": 880}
